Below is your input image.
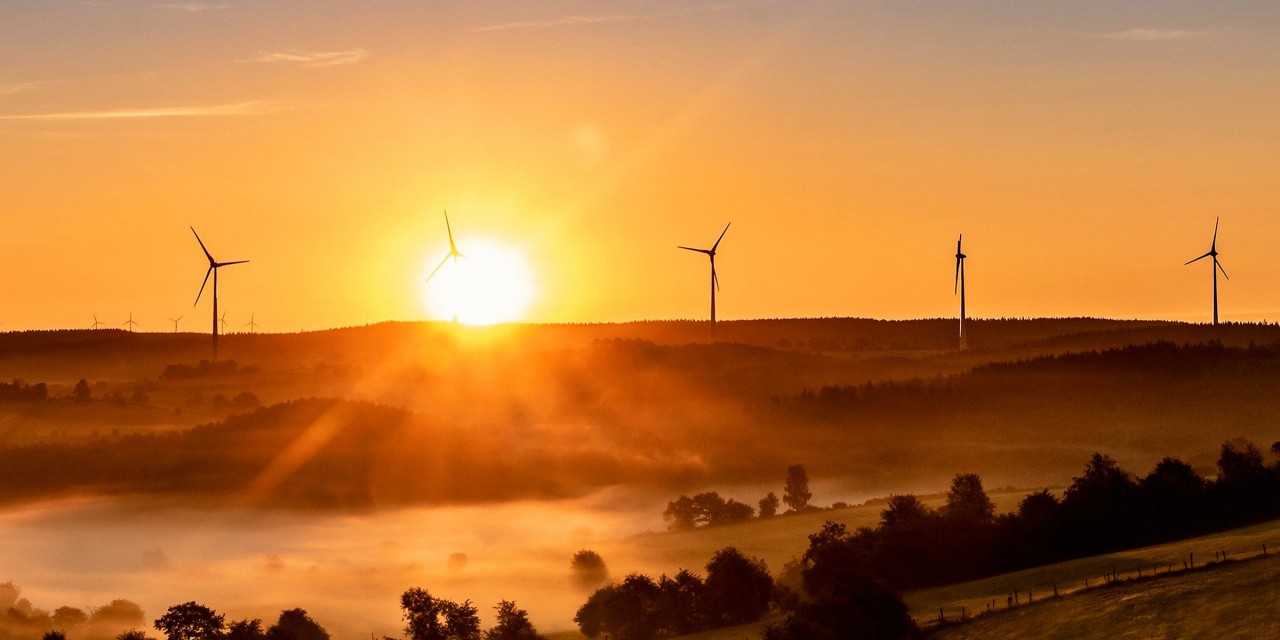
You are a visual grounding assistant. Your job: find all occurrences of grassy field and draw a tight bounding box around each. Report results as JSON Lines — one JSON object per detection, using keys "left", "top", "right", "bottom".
{"left": 933, "top": 551, "right": 1280, "bottom": 639}
{"left": 907, "top": 518, "right": 1280, "bottom": 622}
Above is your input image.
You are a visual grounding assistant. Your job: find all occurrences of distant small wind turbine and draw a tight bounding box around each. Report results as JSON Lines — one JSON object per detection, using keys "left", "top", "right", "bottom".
{"left": 954, "top": 234, "right": 968, "bottom": 350}
{"left": 169, "top": 316, "right": 183, "bottom": 333}
{"left": 191, "top": 226, "right": 249, "bottom": 361}
{"left": 91, "top": 314, "right": 104, "bottom": 330}
{"left": 123, "top": 311, "right": 138, "bottom": 333}
{"left": 219, "top": 311, "right": 229, "bottom": 334}
{"left": 246, "top": 313, "right": 259, "bottom": 334}
{"left": 679, "top": 222, "right": 731, "bottom": 337}
{"left": 1185, "top": 217, "right": 1229, "bottom": 326}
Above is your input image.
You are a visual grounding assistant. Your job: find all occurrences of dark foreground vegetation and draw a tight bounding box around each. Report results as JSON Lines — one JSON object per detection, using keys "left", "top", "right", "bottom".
{"left": 789, "top": 439, "right": 1280, "bottom": 594}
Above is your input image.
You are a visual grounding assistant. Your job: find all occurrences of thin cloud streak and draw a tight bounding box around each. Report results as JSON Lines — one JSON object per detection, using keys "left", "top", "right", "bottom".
{"left": 1097, "top": 28, "right": 1196, "bottom": 41}
{"left": 0, "top": 102, "right": 281, "bottom": 122}
{"left": 254, "top": 49, "right": 370, "bottom": 67}
{"left": 0, "top": 82, "right": 47, "bottom": 97}
{"left": 153, "top": 2, "right": 230, "bottom": 11}
{"left": 474, "top": 1, "right": 783, "bottom": 32}
{"left": 476, "top": 14, "right": 638, "bottom": 32}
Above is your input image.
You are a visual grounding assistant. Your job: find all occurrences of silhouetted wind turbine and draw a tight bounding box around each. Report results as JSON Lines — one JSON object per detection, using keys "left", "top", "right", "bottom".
{"left": 169, "top": 316, "right": 183, "bottom": 333}
{"left": 954, "top": 234, "right": 967, "bottom": 350}
{"left": 123, "top": 311, "right": 138, "bottom": 333}
{"left": 90, "top": 314, "right": 104, "bottom": 330}
{"left": 425, "top": 211, "right": 463, "bottom": 283}
{"left": 219, "top": 311, "right": 229, "bottom": 334}
{"left": 246, "top": 313, "right": 259, "bottom": 334}
{"left": 191, "top": 227, "right": 249, "bottom": 361}
{"left": 1185, "top": 217, "right": 1229, "bottom": 326}
{"left": 679, "top": 222, "right": 731, "bottom": 337}
{"left": 425, "top": 210, "right": 464, "bottom": 323}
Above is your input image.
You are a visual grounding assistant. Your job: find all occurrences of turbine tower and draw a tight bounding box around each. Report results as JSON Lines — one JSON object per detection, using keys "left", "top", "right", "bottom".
{"left": 123, "top": 311, "right": 138, "bottom": 333}
{"left": 679, "top": 222, "right": 731, "bottom": 338}
{"left": 954, "top": 234, "right": 967, "bottom": 350}
{"left": 1185, "top": 217, "right": 1228, "bottom": 326}
{"left": 191, "top": 227, "right": 249, "bottom": 361}
{"left": 425, "top": 210, "right": 464, "bottom": 323}
{"left": 169, "top": 316, "right": 183, "bottom": 333}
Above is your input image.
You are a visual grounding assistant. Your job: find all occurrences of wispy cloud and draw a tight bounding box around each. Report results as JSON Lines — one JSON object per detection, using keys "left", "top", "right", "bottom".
{"left": 475, "top": 14, "right": 638, "bottom": 32}
{"left": 1097, "top": 28, "right": 1196, "bottom": 42}
{"left": 0, "top": 82, "right": 48, "bottom": 97}
{"left": 474, "top": 1, "right": 782, "bottom": 33}
{"left": 254, "top": 49, "right": 370, "bottom": 67}
{"left": 0, "top": 101, "right": 281, "bottom": 122}
{"left": 153, "top": 2, "right": 230, "bottom": 11}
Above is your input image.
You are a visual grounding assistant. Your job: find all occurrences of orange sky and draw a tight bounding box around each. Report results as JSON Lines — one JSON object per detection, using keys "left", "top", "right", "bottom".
{"left": 1, "top": 1, "right": 1278, "bottom": 331}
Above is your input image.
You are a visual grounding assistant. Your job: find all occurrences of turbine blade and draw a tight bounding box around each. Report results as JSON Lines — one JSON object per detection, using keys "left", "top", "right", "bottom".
{"left": 190, "top": 227, "right": 215, "bottom": 264}
{"left": 444, "top": 210, "right": 457, "bottom": 252}
{"left": 425, "top": 253, "right": 451, "bottom": 283}
{"left": 678, "top": 246, "right": 710, "bottom": 254}
{"left": 954, "top": 258, "right": 961, "bottom": 294}
{"left": 712, "top": 265, "right": 720, "bottom": 291}
{"left": 1212, "top": 216, "right": 1220, "bottom": 250}
{"left": 1216, "top": 258, "right": 1229, "bottom": 280}
{"left": 219, "top": 260, "right": 249, "bottom": 267}
{"left": 1185, "top": 252, "right": 1212, "bottom": 265}
{"left": 711, "top": 222, "right": 731, "bottom": 252}
{"left": 194, "top": 266, "right": 213, "bottom": 306}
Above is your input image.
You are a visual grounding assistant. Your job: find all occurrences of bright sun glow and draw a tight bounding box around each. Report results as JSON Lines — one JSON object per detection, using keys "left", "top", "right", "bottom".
{"left": 422, "top": 237, "right": 537, "bottom": 325}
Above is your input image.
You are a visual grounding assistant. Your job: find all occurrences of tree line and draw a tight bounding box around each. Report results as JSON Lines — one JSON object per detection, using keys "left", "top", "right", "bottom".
{"left": 574, "top": 547, "right": 774, "bottom": 640}
{"left": 662, "top": 465, "right": 815, "bottom": 530}
{"left": 783, "top": 439, "right": 1280, "bottom": 594}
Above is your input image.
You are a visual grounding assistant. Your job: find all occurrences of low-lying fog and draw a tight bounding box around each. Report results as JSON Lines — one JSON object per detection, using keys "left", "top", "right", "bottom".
{"left": 0, "top": 493, "right": 664, "bottom": 638}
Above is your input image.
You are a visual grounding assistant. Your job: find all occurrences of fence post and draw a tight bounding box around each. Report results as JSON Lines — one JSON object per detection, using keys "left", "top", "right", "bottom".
{"left": 962, "top": 606, "right": 966, "bottom": 621}
{"left": 1053, "top": 583, "right": 1058, "bottom": 597}
{"left": 939, "top": 608, "right": 944, "bottom": 623}
{"left": 1085, "top": 577, "right": 1089, "bottom": 588}
{"left": 1028, "top": 590, "right": 1033, "bottom": 603}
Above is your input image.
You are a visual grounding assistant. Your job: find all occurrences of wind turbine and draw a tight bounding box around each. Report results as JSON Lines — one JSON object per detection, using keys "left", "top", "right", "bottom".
{"left": 1185, "top": 217, "right": 1229, "bottom": 326}
{"left": 219, "top": 312, "right": 229, "bottom": 334}
{"left": 91, "top": 314, "right": 104, "bottom": 330}
{"left": 168, "top": 316, "right": 183, "bottom": 333}
{"left": 954, "top": 234, "right": 967, "bottom": 350}
{"left": 424, "top": 210, "right": 464, "bottom": 323}
{"left": 123, "top": 311, "right": 138, "bottom": 333}
{"left": 678, "top": 222, "right": 731, "bottom": 337}
{"left": 245, "top": 313, "right": 259, "bottom": 334}
{"left": 191, "top": 227, "right": 249, "bottom": 361}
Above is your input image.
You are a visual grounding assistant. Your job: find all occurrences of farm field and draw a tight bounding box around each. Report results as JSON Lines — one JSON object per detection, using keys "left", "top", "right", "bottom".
{"left": 932, "top": 549, "right": 1280, "bottom": 639}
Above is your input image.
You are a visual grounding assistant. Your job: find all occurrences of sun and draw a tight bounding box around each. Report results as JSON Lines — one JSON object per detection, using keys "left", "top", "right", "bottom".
{"left": 421, "top": 237, "right": 537, "bottom": 325}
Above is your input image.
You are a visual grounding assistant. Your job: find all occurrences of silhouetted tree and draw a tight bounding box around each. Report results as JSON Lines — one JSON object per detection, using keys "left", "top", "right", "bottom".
{"left": 663, "top": 496, "right": 697, "bottom": 531}
{"left": 42, "top": 632, "right": 67, "bottom": 640}
{"left": 570, "top": 550, "right": 610, "bottom": 588}
{"left": 117, "top": 631, "right": 152, "bottom": 640}
{"left": 483, "top": 601, "right": 543, "bottom": 640}
{"left": 265, "top": 610, "right": 328, "bottom": 640}
{"left": 401, "top": 589, "right": 479, "bottom": 640}
{"left": 1140, "top": 457, "right": 1207, "bottom": 539}
{"left": 226, "top": 620, "right": 266, "bottom": 640}
{"left": 1061, "top": 453, "right": 1139, "bottom": 553}
{"left": 942, "top": 473, "right": 995, "bottom": 525}
{"left": 758, "top": 492, "right": 779, "bottom": 518}
{"left": 73, "top": 379, "right": 91, "bottom": 402}
{"left": 656, "top": 570, "right": 705, "bottom": 636}
{"left": 702, "top": 548, "right": 773, "bottom": 626}
{"left": 783, "top": 465, "right": 811, "bottom": 512}
{"left": 52, "top": 607, "right": 88, "bottom": 629}
{"left": 574, "top": 574, "right": 661, "bottom": 640}
{"left": 154, "top": 603, "right": 225, "bottom": 640}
